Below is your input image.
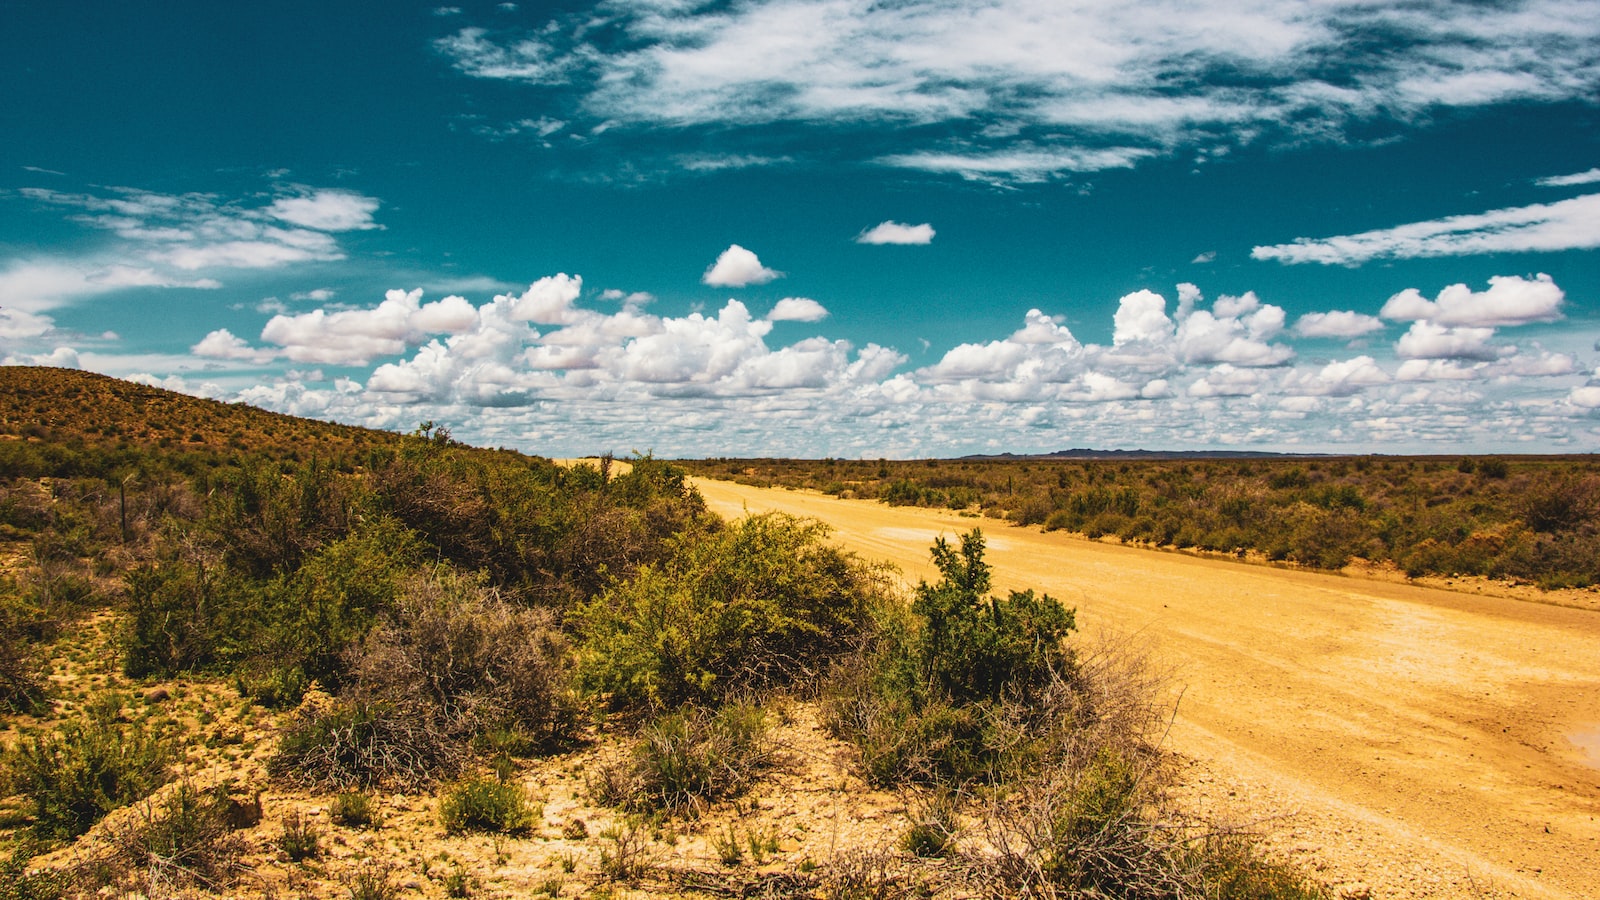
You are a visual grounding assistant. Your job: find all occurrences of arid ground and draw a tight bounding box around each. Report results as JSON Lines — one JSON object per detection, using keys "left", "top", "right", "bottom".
{"left": 692, "top": 477, "right": 1600, "bottom": 900}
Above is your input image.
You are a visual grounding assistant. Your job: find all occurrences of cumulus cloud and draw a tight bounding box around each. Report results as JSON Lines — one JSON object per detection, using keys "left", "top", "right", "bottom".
{"left": 509, "top": 274, "right": 584, "bottom": 324}
{"left": 702, "top": 244, "right": 781, "bottom": 287}
{"left": 1394, "top": 322, "right": 1502, "bottom": 361}
{"left": 259, "top": 288, "right": 482, "bottom": 365}
{"left": 856, "top": 221, "right": 936, "bottom": 245}
{"left": 1294, "top": 310, "right": 1385, "bottom": 339}
{"left": 1378, "top": 274, "right": 1564, "bottom": 327}
{"left": 1112, "top": 290, "right": 1174, "bottom": 345}
{"left": 1252, "top": 194, "right": 1600, "bottom": 265}
{"left": 192, "top": 328, "right": 278, "bottom": 364}
{"left": 767, "top": 297, "right": 828, "bottom": 322}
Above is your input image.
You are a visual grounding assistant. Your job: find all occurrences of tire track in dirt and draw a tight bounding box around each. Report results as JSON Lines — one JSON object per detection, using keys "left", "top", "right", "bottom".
{"left": 692, "top": 478, "right": 1600, "bottom": 900}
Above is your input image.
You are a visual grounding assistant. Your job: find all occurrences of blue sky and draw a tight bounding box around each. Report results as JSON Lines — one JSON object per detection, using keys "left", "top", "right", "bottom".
{"left": 3, "top": 0, "right": 1599, "bottom": 457}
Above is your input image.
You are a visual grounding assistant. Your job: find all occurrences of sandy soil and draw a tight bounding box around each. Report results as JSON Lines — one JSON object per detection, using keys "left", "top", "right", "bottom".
{"left": 692, "top": 478, "right": 1600, "bottom": 900}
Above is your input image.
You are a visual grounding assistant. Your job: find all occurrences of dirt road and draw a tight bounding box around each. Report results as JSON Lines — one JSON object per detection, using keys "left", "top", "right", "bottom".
{"left": 692, "top": 478, "right": 1600, "bottom": 899}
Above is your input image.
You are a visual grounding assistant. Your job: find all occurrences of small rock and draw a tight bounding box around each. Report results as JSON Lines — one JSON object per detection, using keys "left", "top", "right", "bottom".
{"left": 1337, "top": 882, "right": 1372, "bottom": 900}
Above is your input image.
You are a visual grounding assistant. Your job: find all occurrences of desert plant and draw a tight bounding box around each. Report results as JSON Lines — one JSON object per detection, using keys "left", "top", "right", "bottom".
{"left": 277, "top": 811, "right": 322, "bottom": 861}
{"left": 6, "top": 698, "right": 174, "bottom": 838}
{"left": 330, "top": 790, "right": 382, "bottom": 828}
{"left": 113, "top": 781, "right": 249, "bottom": 893}
{"left": 596, "top": 816, "right": 656, "bottom": 882}
{"left": 592, "top": 702, "right": 771, "bottom": 814}
{"left": 345, "top": 860, "right": 399, "bottom": 900}
{"left": 902, "top": 790, "right": 960, "bottom": 858}
{"left": 824, "top": 530, "right": 1076, "bottom": 787}
{"left": 272, "top": 694, "right": 461, "bottom": 790}
{"left": 348, "top": 568, "right": 579, "bottom": 747}
{"left": 438, "top": 776, "right": 537, "bottom": 835}
{"left": 578, "top": 513, "right": 883, "bottom": 711}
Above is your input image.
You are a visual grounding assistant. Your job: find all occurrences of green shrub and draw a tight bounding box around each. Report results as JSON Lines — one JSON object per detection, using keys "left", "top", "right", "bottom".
{"left": 115, "top": 781, "right": 248, "bottom": 890}
{"left": 329, "top": 790, "right": 382, "bottom": 828}
{"left": 1197, "top": 835, "right": 1331, "bottom": 900}
{"left": 0, "top": 837, "right": 70, "bottom": 900}
{"left": 592, "top": 702, "right": 770, "bottom": 814}
{"left": 277, "top": 811, "right": 321, "bottom": 861}
{"left": 579, "top": 513, "right": 882, "bottom": 711}
{"left": 824, "top": 530, "right": 1076, "bottom": 788}
{"left": 6, "top": 699, "right": 173, "bottom": 838}
{"left": 438, "top": 776, "right": 537, "bottom": 835}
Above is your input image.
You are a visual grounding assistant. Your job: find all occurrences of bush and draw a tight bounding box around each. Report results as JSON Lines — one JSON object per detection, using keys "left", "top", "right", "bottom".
{"left": 112, "top": 781, "right": 249, "bottom": 891}
{"left": 579, "top": 513, "right": 883, "bottom": 711}
{"left": 271, "top": 694, "right": 458, "bottom": 791}
{"left": 0, "top": 628, "right": 47, "bottom": 715}
{"left": 348, "top": 569, "right": 578, "bottom": 747}
{"left": 329, "top": 790, "right": 382, "bottom": 828}
{"left": 6, "top": 699, "right": 174, "bottom": 838}
{"left": 274, "top": 568, "right": 580, "bottom": 789}
{"left": 592, "top": 702, "right": 771, "bottom": 814}
{"left": 277, "top": 811, "right": 321, "bottom": 861}
{"left": 824, "top": 530, "right": 1077, "bottom": 788}
{"left": 439, "top": 776, "right": 537, "bottom": 835}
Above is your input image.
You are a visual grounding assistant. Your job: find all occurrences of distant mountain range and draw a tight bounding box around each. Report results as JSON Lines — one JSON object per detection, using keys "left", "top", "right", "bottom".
{"left": 960, "top": 448, "right": 1333, "bottom": 461}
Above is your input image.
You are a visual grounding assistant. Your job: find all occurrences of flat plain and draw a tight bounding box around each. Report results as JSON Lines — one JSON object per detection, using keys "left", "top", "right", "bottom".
{"left": 693, "top": 476, "right": 1600, "bottom": 900}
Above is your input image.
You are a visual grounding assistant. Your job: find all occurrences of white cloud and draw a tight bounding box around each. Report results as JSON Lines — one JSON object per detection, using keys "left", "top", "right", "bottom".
{"left": 0, "top": 307, "right": 56, "bottom": 339}
{"left": 1394, "top": 322, "right": 1502, "bottom": 361}
{"left": 702, "top": 244, "right": 781, "bottom": 287}
{"left": 0, "top": 258, "right": 221, "bottom": 312}
{"left": 1378, "top": 274, "right": 1563, "bottom": 327}
{"left": 1188, "top": 364, "right": 1267, "bottom": 397}
{"left": 192, "top": 328, "right": 278, "bottom": 364}
{"left": 259, "top": 288, "right": 485, "bottom": 365}
{"left": 855, "top": 221, "right": 936, "bottom": 245}
{"left": 1111, "top": 290, "right": 1173, "bottom": 345}
{"left": 9, "top": 184, "right": 381, "bottom": 303}
{"left": 1294, "top": 310, "right": 1385, "bottom": 339}
{"left": 879, "top": 147, "right": 1152, "bottom": 183}
{"left": 767, "top": 297, "right": 828, "bottom": 322}
{"left": 439, "top": 2, "right": 1600, "bottom": 182}
{"left": 435, "top": 27, "right": 569, "bottom": 83}
{"left": 1282, "top": 356, "right": 1390, "bottom": 396}
{"left": 1252, "top": 194, "right": 1600, "bottom": 265}
{"left": 509, "top": 274, "right": 584, "bottom": 324}
{"left": 1, "top": 346, "right": 80, "bottom": 369}
{"left": 1538, "top": 168, "right": 1600, "bottom": 188}
{"left": 1569, "top": 385, "right": 1600, "bottom": 409}
{"left": 267, "top": 190, "right": 382, "bottom": 231}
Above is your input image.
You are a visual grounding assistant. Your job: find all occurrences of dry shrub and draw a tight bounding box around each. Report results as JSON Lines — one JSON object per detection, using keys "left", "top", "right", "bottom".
{"left": 272, "top": 569, "right": 577, "bottom": 789}
{"left": 591, "top": 701, "right": 771, "bottom": 815}
{"left": 966, "top": 634, "right": 1206, "bottom": 899}
{"left": 108, "top": 781, "right": 251, "bottom": 895}
{"left": 350, "top": 569, "right": 579, "bottom": 744}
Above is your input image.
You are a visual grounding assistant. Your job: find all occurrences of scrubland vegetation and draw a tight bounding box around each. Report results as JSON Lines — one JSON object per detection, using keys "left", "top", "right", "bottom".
{"left": 685, "top": 454, "right": 1600, "bottom": 589}
{"left": 1, "top": 367, "right": 1324, "bottom": 898}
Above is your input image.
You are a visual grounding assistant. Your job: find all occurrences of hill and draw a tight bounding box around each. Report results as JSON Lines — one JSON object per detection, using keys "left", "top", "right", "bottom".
{"left": 0, "top": 366, "right": 402, "bottom": 467}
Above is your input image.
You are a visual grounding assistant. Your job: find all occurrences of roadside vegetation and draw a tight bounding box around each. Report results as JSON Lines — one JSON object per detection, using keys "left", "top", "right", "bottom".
{"left": 684, "top": 454, "right": 1600, "bottom": 588}
{"left": 1, "top": 366, "right": 1324, "bottom": 898}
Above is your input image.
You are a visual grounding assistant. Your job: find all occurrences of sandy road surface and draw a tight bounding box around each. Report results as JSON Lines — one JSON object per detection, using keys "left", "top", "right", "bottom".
{"left": 692, "top": 477, "right": 1600, "bottom": 899}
